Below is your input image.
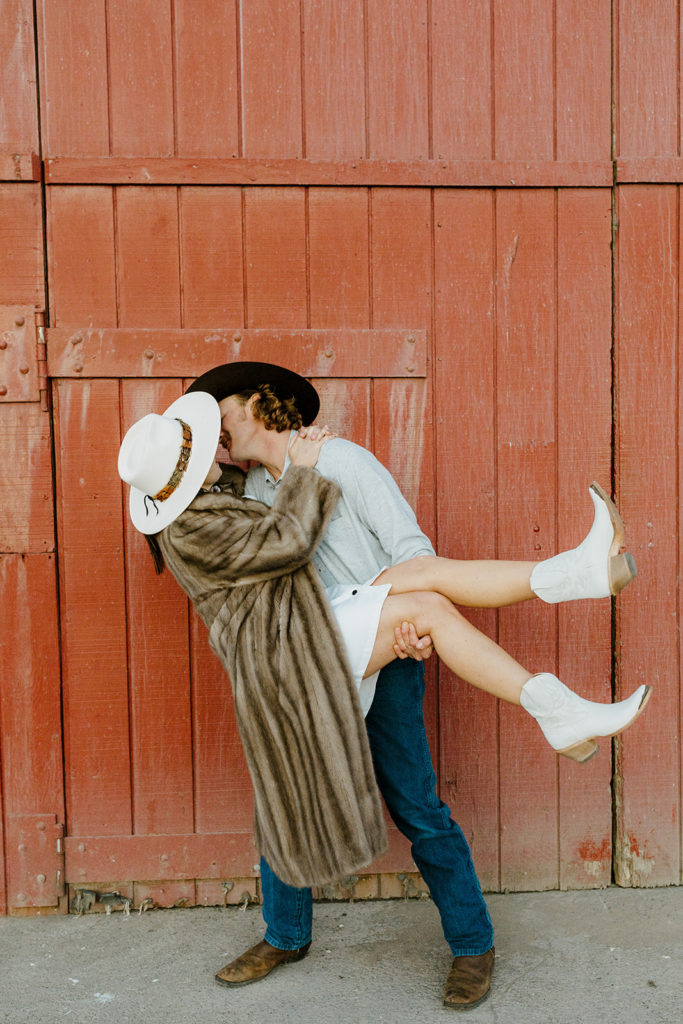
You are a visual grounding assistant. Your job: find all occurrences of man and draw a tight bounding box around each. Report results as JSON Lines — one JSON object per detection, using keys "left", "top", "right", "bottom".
{"left": 186, "top": 362, "right": 495, "bottom": 1011}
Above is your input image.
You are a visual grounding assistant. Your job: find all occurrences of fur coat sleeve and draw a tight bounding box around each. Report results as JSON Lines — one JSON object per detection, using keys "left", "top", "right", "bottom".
{"left": 157, "top": 464, "right": 387, "bottom": 888}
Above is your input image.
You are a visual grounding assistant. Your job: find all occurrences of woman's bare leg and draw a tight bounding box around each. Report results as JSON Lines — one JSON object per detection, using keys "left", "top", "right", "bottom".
{"left": 374, "top": 484, "right": 638, "bottom": 609}
{"left": 362, "top": 591, "right": 652, "bottom": 765}
{"left": 375, "top": 556, "right": 536, "bottom": 608}
{"left": 364, "top": 591, "right": 530, "bottom": 703}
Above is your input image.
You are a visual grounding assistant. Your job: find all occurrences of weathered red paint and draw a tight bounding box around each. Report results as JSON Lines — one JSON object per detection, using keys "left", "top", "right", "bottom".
{"left": 577, "top": 839, "right": 611, "bottom": 864}
{"left": 2, "top": 0, "right": 682, "bottom": 914}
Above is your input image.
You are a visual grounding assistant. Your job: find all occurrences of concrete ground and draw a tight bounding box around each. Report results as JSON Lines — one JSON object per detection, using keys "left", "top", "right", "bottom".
{"left": 1, "top": 887, "right": 681, "bottom": 1024}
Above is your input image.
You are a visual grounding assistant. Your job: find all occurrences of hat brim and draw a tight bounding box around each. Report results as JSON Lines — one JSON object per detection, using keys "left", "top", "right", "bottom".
{"left": 128, "top": 391, "right": 221, "bottom": 534}
{"left": 185, "top": 361, "right": 320, "bottom": 426}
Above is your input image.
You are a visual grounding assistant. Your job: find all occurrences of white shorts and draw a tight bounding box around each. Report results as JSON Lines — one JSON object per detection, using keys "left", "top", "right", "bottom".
{"left": 326, "top": 571, "right": 391, "bottom": 716}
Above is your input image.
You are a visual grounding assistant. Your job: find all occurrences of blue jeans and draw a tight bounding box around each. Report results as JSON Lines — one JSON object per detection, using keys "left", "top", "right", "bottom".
{"left": 261, "top": 657, "right": 494, "bottom": 957}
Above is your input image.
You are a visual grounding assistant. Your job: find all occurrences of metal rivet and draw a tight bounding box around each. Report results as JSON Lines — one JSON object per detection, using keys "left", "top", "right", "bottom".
{"left": 324, "top": 350, "right": 333, "bottom": 359}
{"left": 406, "top": 335, "right": 415, "bottom": 344}
{"left": 533, "top": 524, "right": 540, "bottom": 533}
{"left": 0, "top": 339, "right": 7, "bottom": 350}
{"left": 73, "top": 363, "right": 83, "bottom": 373}
{"left": 37, "top": 822, "right": 46, "bottom": 831}
{"left": 18, "top": 843, "right": 25, "bottom": 852}
{"left": 15, "top": 316, "right": 25, "bottom": 327}
{"left": 71, "top": 335, "right": 82, "bottom": 345}
{"left": 405, "top": 365, "right": 415, "bottom": 373}
{"left": 160, "top": 853, "right": 169, "bottom": 862}
{"left": 233, "top": 333, "right": 242, "bottom": 343}
{"left": 144, "top": 349, "right": 154, "bottom": 360}
{"left": 0, "top": 385, "right": 7, "bottom": 396}
{"left": 19, "top": 364, "right": 29, "bottom": 374}
{"left": 535, "top": 543, "right": 542, "bottom": 550}
{"left": 37, "top": 874, "right": 46, "bottom": 885}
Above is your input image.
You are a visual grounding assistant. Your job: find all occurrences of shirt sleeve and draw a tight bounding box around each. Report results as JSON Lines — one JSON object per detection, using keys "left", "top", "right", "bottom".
{"left": 319, "top": 440, "right": 435, "bottom": 564}
{"left": 165, "top": 466, "right": 341, "bottom": 583}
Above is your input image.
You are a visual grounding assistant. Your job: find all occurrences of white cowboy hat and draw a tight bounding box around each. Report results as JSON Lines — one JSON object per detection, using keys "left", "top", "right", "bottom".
{"left": 118, "top": 391, "right": 221, "bottom": 534}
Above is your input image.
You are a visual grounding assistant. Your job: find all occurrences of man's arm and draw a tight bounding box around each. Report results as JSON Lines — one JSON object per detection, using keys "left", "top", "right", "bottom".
{"left": 321, "top": 439, "right": 435, "bottom": 563}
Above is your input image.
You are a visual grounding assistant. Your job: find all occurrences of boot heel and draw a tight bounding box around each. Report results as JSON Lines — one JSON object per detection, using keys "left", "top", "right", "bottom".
{"left": 557, "top": 738, "right": 599, "bottom": 763}
{"left": 608, "top": 551, "right": 637, "bottom": 595}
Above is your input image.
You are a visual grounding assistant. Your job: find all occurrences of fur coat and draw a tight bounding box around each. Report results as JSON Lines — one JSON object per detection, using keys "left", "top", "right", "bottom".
{"left": 157, "top": 464, "right": 387, "bottom": 888}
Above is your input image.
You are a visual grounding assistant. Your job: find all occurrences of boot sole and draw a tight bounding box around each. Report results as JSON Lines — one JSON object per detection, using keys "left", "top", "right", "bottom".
{"left": 590, "top": 482, "right": 637, "bottom": 595}
{"left": 558, "top": 685, "right": 652, "bottom": 763}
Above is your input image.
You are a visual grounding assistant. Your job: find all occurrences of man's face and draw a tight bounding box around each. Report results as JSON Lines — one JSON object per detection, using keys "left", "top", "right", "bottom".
{"left": 218, "top": 395, "right": 259, "bottom": 462}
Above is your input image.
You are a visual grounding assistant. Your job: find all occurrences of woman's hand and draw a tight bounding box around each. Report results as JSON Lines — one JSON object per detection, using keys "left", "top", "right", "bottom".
{"left": 288, "top": 425, "right": 336, "bottom": 468}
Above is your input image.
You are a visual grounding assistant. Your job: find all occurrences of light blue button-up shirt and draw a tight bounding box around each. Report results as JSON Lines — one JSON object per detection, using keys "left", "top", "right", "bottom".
{"left": 244, "top": 435, "right": 435, "bottom": 586}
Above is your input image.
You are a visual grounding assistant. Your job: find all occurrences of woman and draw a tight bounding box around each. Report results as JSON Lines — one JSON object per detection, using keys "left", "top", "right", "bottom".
{"left": 118, "top": 391, "right": 650, "bottom": 886}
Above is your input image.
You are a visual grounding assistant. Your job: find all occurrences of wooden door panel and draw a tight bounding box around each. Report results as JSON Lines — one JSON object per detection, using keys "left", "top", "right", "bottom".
{"left": 53, "top": 379, "right": 132, "bottom": 836}
{"left": 49, "top": 338, "right": 428, "bottom": 890}
{"left": 120, "top": 379, "right": 195, "bottom": 836}
{"left": 614, "top": 185, "right": 681, "bottom": 886}
{"left": 433, "top": 188, "right": 614, "bottom": 891}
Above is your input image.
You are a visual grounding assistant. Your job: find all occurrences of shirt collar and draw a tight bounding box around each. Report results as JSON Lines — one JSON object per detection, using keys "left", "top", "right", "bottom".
{"left": 263, "top": 430, "right": 296, "bottom": 487}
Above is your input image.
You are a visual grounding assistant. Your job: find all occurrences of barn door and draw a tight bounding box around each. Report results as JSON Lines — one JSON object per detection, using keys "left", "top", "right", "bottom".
{"left": 44, "top": 327, "right": 432, "bottom": 907}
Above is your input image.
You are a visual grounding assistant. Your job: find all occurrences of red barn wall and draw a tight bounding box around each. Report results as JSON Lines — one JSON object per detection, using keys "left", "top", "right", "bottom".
{"left": 0, "top": 0, "right": 679, "bottom": 913}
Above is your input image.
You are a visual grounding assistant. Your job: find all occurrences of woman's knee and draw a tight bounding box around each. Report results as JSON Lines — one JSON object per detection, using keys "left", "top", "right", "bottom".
{"left": 413, "top": 589, "right": 459, "bottom": 623}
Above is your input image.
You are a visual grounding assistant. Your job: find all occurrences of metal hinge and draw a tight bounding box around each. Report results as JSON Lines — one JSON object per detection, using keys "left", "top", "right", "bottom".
{"left": 0, "top": 307, "right": 45, "bottom": 405}
{"left": 35, "top": 311, "right": 49, "bottom": 411}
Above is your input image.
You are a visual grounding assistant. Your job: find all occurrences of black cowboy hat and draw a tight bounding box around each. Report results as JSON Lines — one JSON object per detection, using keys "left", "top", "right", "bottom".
{"left": 185, "top": 361, "right": 320, "bottom": 426}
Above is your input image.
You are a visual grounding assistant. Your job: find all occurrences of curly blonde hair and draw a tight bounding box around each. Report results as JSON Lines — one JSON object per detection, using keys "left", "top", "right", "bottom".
{"left": 233, "top": 384, "right": 303, "bottom": 432}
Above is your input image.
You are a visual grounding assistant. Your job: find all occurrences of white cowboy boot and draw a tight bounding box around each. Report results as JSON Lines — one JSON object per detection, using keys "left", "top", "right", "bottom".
{"left": 520, "top": 673, "right": 651, "bottom": 762}
{"left": 529, "top": 482, "right": 637, "bottom": 603}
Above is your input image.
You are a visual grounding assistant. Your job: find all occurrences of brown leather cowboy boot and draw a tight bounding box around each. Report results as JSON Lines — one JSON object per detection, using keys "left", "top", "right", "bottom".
{"left": 443, "top": 947, "right": 495, "bottom": 1010}
{"left": 215, "top": 938, "right": 312, "bottom": 987}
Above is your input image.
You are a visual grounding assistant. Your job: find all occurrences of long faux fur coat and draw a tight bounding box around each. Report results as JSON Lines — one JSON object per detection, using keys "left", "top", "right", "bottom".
{"left": 157, "top": 464, "right": 387, "bottom": 888}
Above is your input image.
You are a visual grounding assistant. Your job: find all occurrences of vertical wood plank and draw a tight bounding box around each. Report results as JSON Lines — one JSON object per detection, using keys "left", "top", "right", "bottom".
{"left": 494, "top": 0, "right": 554, "bottom": 160}
{"left": 431, "top": 0, "right": 493, "bottom": 160}
{"left": 46, "top": 186, "right": 116, "bottom": 327}
{"left": 36, "top": 0, "right": 109, "bottom": 157}
{"left": 240, "top": 0, "right": 303, "bottom": 158}
{"left": 433, "top": 188, "right": 500, "bottom": 890}
{"left": 371, "top": 188, "right": 434, "bottom": 540}
{"left": 312, "top": 378, "right": 371, "bottom": 447}
{"left": 496, "top": 189, "right": 559, "bottom": 890}
{"left": 107, "top": 0, "right": 174, "bottom": 156}
{"left": 0, "top": 776, "right": 5, "bottom": 914}
{"left": 120, "top": 379, "right": 194, "bottom": 836}
{"left": 370, "top": 188, "right": 437, "bottom": 867}
{"left": 0, "top": 553, "right": 64, "bottom": 907}
{"left": 614, "top": 185, "right": 680, "bottom": 885}
{"left": 616, "top": 1, "right": 679, "bottom": 159}
{"left": 0, "top": 404, "right": 54, "bottom": 553}
{"left": 243, "top": 188, "right": 307, "bottom": 327}
{"left": 179, "top": 187, "right": 244, "bottom": 327}
{"left": 308, "top": 188, "right": 370, "bottom": 328}
{"left": 302, "top": 0, "right": 365, "bottom": 159}
{"left": 370, "top": 191, "right": 432, "bottom": 327}
{"left": 0, "top": 184, "right": 44, "bottom": 309}
{"left": 366, "top": 0, "right": 429, "bottom": 158}
{"left": 53, "top": 379, "right": 132, "bottom": 835}
{"left": 174, "top": 0, "right": 239, "bottom": 157}
{"left": 0, "top": 0, "right": 38, "bottom": 152}
{"left": 115, "top": 187, "right": 181, "bottom": 327}
{"left": 556, "top": 189, "right": 614, "bottom": 888}
{"left": 556, "top": 0, "right": 611, "bottom": 162}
